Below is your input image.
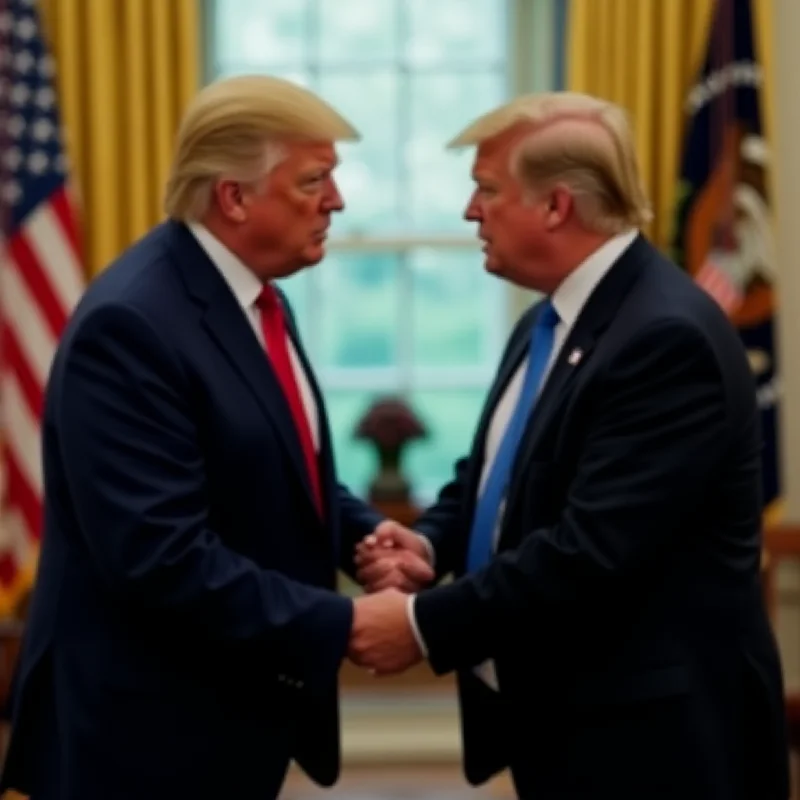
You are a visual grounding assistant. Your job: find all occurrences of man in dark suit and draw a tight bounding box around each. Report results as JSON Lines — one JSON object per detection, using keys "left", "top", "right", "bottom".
{"left": 0, "top": 75, "right": 425, "bottom": 800}
{"left": 351, "top": 92, "right": 789, "bottom": 799}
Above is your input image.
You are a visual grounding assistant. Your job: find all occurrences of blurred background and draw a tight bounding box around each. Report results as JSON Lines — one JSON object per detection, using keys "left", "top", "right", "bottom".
{"left": 3, "top": 0, "right": 800, "bottom": 797}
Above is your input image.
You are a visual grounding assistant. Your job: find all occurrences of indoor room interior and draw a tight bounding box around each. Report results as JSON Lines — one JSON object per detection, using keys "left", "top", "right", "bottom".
{"left": 3, "top": 0, "right": 800, "bottom": 797}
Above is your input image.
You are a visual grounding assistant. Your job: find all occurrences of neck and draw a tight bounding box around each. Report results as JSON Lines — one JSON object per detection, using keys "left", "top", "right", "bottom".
{"left": 198, "top": 214, "right": 245, "bottom": 260}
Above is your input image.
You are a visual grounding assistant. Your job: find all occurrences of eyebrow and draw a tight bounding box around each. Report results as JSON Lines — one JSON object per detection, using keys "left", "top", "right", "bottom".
{"left": 312, "top": 158, "right": 339, "bottom": 172}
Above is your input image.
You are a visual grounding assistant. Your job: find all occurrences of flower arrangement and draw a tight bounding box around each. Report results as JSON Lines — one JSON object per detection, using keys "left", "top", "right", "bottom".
{"left": 354, "top": 397, "right": 427, "bottom": 502}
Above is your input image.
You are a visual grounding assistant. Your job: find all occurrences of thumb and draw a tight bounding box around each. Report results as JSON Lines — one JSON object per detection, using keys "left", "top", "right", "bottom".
{"left": 371, "top": 521, "right": 427, "bottom": 558}
{"left": 372, "top": 519, "right": 406, "bottom": 547}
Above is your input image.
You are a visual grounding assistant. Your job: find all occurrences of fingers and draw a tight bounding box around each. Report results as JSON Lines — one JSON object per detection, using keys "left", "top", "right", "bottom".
{"left": 354, "top": 543, "right": 395, "bottom": 571}
{"left": 369, "top": 568, "right": 418, "bottom": 593}
{"left": 397, "top": 555, "right": 434, "bottom": 584}
{"left": 356, "top": 556, "right": 398, "bottom": 587}
{"left": 370, "top": 520, "right": 418, "bottom": 551}
{"left": 357, "top": 550, "right": 433, "bottom": 591}
{"left": 356, "top": 524, "right": 428, "bottom": 569}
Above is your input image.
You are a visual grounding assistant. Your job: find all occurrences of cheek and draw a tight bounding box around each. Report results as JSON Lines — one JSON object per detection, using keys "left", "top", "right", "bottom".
{"left": 502, "top": 211, "right": 541, "bottom": 256}
{"left": 288, "top": 189, "right": 323, "bottom": 219}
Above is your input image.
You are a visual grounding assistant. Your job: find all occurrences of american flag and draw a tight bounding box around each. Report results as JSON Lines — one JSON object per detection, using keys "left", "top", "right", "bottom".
{"left": 0, "top": 0, "right": 84, "bottom": 613}
{"left": 695, "top": 256, "right": 743, "bottom": 316}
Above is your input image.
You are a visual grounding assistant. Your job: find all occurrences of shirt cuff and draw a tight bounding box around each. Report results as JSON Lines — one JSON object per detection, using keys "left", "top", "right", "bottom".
{"left": 416, "top": 534, "right": 435, "bottom": 568}
{"left": 406, "top": 593, "right": 428, "bottom": 657}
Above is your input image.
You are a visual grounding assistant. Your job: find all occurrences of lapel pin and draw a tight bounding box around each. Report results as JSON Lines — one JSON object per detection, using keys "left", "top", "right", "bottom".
{"left": 567, "top": 348, "right": 583, "bottom": 366}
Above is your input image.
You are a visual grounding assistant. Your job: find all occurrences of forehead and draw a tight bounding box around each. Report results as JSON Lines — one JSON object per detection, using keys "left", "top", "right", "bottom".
{"left": 282, "top": 140, "right": 338, "bottom": 168}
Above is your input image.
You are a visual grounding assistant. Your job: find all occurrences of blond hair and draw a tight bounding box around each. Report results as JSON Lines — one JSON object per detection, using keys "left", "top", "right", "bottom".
{"left": 164, "top": 75, "right": 360, "bottom": 221}
{"left": 448, "top": 92, "right": 652, "bottom": 234}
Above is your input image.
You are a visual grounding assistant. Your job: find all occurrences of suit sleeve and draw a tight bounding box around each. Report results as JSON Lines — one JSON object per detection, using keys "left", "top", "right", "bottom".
{"left": 57, "top": 304, "right": 353, "bottom": 689}
{"left": 337, "top": 485, "right": 385, "bottom": 578}
{"left": 411, "top": 456, "right": 471, "bottom": 578}
{"left": 414, "top": 320, "right": 735, "bottom": 674}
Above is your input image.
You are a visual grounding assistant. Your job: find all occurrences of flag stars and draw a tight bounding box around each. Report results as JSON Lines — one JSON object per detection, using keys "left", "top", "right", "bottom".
{"left": 1, "top": 181, "right": 22, "bottom": 205}
{"left": 35, "top": 86, "right": 55, "bottom": 110}
{"left": 31, "top": 118, "right": 54, "bottom": 142}
{"left": 15, "top": 16, "right": 36, "bottom": 41}
{"left": 27, "top": 151, "right": 49, "bottom": 175}
{"left": 11, "top": 83, "right": 30, "bottom": 107}
{"left": 7, "top": 115, "right": 25, "bottom": 138}
{"left": 2, "top": 147, "right": 23, "bottom": 171}
{"left": 14, "top": 49, "right": 35, "bottom": 74}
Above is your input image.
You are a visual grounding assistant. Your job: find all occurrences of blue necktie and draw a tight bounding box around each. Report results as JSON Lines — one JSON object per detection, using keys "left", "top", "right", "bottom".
{"left": 466, "top": 300, "right": 560, "bottom": 572}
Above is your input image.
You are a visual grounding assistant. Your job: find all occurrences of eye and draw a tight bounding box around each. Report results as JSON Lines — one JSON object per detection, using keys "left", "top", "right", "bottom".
{"left": 300, "top": 175, "right": 325, "bottom": 193}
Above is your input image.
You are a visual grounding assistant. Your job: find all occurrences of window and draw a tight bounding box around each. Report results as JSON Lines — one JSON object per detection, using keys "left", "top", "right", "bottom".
{"left": 207, "top": 0, "right": 538, "bottom": 501}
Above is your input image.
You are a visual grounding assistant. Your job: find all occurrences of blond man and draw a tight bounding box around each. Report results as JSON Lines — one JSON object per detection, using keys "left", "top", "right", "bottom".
{"left": 0, "top": 75, "right": 428, "bottom": 800}
{"left": 352, "top": 92, "right": 789, "bottom": 799}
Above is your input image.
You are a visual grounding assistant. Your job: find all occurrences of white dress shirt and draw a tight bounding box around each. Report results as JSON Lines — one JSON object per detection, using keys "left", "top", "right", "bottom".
{"left": 188, "top": 222, "right": 320, "bottom": 450}
{"left": 409, "top": 229, "right": 639, "bottom": 690}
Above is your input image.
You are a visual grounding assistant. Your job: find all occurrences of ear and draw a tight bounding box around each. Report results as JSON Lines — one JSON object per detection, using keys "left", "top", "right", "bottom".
{"left": 543, "top": 184, "right": 573, "bottom": 230}
{"left": 213, "top": 179, "right": 248, "bottom": 223}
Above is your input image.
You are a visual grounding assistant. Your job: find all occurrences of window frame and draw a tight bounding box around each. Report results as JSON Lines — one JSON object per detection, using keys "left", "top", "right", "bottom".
{"left": 202, "top": 0, "right": 562, "bottom": 499}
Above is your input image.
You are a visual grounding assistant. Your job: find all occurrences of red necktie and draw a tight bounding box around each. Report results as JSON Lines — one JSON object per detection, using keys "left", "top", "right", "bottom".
{"left": 256, "top": 285, "right": 323, "bottom": 517}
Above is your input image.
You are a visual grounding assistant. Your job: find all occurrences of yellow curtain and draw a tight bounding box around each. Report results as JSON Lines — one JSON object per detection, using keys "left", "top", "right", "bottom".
{"left": 37, "top": 0, "right": 202, "bottom": 277}
{"left": 566, "top": 0, "right": 775, "bottom": 250}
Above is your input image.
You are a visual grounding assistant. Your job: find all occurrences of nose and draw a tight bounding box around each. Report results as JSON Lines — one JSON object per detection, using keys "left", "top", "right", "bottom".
{"left": 323, "top": 177, "right": 344, "bottom": 212}
{"left": 464, "top": 191, "right": 481, "bottom": 222}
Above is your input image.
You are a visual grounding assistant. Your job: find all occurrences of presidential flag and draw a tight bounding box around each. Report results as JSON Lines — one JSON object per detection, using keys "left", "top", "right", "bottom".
{"left": 671, "top": 0, "right": 779, "bottom": 514}
{"left": 0, "top": 0, "right": 84, "bottom": 615}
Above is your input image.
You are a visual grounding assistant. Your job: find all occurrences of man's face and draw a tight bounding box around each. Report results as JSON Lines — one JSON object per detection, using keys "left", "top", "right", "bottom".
{"left": 463, "top": 128, "right": 561, "bottom": 292}
{"left": 237, "top": 140, "right": 343, "bottom": 279}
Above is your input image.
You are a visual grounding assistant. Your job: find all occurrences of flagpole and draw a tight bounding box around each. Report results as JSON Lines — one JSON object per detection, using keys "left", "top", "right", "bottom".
{"left": 0, "top": 0, "right": 9, "bottom": 549}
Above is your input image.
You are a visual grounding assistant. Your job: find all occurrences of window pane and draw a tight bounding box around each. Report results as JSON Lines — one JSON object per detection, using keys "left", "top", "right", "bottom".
{"left": 410, "top": 246, "right": 501, "bottom": 369}
{"left": 325, "top": 390, "right": 376, "bottom": 496}
{"left": 407, "top": 72, "right": 508, "bottom": 233}
{"left": 317, "top": 252, "right": 400, "bottom": 369}
{"left": 212, "top": 0, "right": 310, "bottom": 68}
{"left": 317, "top": 0, "right": 399, "bottom": 64}
{"left": 406, "top": 0, "right": 508, "bottom": 66}
{"left": 319, "top": 72, "right": 400, "bottom": 235}
{"left": 405, "top": 388, "right": 487, "bottom": 500}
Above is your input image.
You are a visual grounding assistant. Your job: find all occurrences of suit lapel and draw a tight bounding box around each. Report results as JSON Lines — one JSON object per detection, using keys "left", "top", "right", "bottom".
{"left": 279, "top": 293, "right": 339, "bottom": 530}
{"left": 461, "top": 307, "right": 538, "bottom": 517}
{"left": 512, "top": 234, "right": 656, "bottom": 485}
{"left": 164, "top": 221, "right": 320, "bottom": 515}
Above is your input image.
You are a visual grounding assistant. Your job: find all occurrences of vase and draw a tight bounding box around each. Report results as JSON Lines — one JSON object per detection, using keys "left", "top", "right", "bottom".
{"left": 368, "top": 442, "right": 412, "bottom": 503}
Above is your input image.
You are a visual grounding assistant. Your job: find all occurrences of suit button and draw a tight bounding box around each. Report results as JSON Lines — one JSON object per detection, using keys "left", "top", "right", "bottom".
{"left": 278, "top": 674, "right": 286, "bottom": 682}
{"left": 295, "top": 680, "right": 304, "bottom": 689}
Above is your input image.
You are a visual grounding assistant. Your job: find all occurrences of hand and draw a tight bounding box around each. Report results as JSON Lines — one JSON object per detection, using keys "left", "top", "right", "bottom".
{"left": 348, "top": 588, "right": 422, "bottom": 676}
{"left": 355, "top": 520, "right": 434, "bottom": 593}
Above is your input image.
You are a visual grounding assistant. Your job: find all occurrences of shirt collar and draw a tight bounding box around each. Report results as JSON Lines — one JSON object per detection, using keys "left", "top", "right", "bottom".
{"left": 188, "top": 222, "right": 264, "bottom": 312}
{"left": 551, "top": 228, "right": 639, "bottom": 328}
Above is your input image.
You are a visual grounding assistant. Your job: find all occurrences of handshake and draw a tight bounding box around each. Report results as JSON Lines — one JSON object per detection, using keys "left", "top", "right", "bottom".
{"left": 346, "top": 520, "right": 435, "bottom": 677}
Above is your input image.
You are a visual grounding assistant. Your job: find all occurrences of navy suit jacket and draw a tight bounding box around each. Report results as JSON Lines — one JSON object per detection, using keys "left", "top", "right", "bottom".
{"left": 0, "top": 221, "right": 383, "bottom": 799}
{"left": 412, "top": 236, "right": 789, "bottom": 800}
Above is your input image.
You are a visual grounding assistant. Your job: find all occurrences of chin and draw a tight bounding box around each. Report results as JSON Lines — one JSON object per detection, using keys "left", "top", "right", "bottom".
{"left": 484, "top": 257, "right": 504, "bottom": 276}
{"left": 302, "top": 244, "right": 326, "bottom": 266}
